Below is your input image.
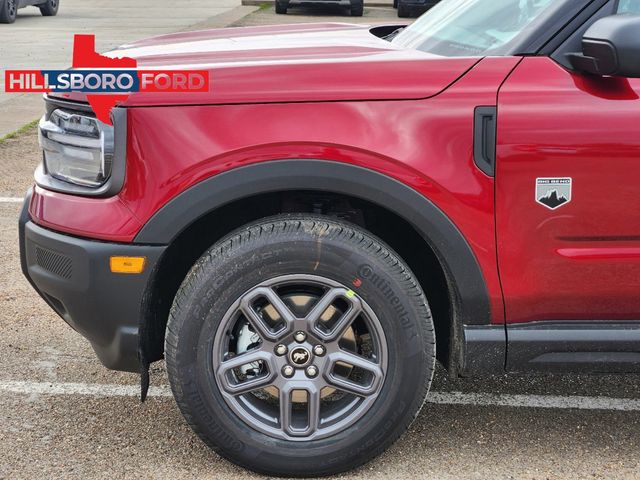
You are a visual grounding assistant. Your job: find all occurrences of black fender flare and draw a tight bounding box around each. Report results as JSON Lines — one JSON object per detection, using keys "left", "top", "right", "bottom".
{"left": 134, "top": 160, "right": 491, "bottom": 326}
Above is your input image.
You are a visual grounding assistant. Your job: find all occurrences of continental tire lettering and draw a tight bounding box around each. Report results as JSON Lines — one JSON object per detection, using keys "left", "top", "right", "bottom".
{"left": 358, "top": 264, "right": 416, "bottom": 337}
{"left": 186, "top": 387, "right": 245, "bottom": 453}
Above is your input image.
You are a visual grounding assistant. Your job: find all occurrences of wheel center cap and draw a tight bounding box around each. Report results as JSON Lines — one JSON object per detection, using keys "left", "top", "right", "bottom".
{"left": 289, "top": 347, "right": 311, "bottom": 367}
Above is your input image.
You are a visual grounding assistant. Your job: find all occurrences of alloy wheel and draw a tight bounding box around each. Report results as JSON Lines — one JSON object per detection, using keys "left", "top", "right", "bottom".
{"left": 212, "top": 274, "right": 388, "bottom": 441}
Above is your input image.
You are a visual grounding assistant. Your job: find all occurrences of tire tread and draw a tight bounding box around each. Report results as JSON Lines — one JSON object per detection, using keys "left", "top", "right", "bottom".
{"left": 165, "top": 215, "right": 435, "bottom": 476}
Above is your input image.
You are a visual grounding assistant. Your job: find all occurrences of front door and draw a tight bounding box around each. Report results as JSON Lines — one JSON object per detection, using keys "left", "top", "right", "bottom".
{"left": 495, "top": 54, "right": 640, "bottom": 326}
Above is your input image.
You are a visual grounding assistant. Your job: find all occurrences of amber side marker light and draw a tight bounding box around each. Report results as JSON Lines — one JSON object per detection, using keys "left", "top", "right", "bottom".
{"left": 110, "top": 256, "right": 146, "bottom": 274}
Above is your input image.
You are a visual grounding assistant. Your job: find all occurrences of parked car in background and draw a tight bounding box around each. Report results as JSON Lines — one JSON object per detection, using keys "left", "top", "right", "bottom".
{"left": 276, "top": 0, "right": 364, "bottom": 16}
{"left": 394, "top": 0, "right": 440, "bottom": 18}
{"left": 0, "top": 0, "right": 58, "bottom": 23}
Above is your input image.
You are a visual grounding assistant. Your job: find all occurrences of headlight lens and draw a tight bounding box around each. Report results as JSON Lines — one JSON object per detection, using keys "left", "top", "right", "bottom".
{"left": 38, "top": 109, "right": 114, "bottom": 187}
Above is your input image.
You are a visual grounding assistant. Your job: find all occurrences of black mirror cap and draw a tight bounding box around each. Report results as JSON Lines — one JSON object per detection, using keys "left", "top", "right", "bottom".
{"left": 568, "top": 13, "right": 640, "bottom": 78}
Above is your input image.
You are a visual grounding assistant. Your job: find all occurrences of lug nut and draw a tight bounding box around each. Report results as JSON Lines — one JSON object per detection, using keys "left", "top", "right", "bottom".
{"left": 275, "top": 344, "right": 288, "bottom": 356}
{"left": 313, "top": 345, "right": 326, "bottom": 356}
{"left": 294, "top": 331, "right": 307, "bottom": 343}
{"left": 282, "top": 365, "right": 295, "bottom": 378}
{"left": 305, "top": 365, "right": 318, "bottom": 378}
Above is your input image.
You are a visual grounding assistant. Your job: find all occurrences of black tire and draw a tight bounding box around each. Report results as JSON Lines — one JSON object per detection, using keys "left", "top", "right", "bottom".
{"left": 275, "top": 0, "right": 288, "bottom": 14}
{"left": 165, "top": 215, "right": 435, "bottom": 476}
{"left": 39, "top": 0, "right": 58, "bottom": 16}
{"left": 397, "top": 2, "right": 412, "bottom": 17}
{"left": 350, "top": 0, "right": 364, "bottom": 16}
{"left": 393, "top": 0, "right": 398, "bottom": 8}
{"left": 0, "top": 0, "right": 17, "bottom": 23}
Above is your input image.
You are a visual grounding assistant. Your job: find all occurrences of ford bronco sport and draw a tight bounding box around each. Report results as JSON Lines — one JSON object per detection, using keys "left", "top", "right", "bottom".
{"left": 19, "top": 0, "right": 640, "bottom": 476}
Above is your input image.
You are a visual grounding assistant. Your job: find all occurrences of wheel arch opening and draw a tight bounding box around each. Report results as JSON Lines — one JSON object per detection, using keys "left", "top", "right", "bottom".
{"left": 139, "top": 190, "right": 455, "bottom": 372}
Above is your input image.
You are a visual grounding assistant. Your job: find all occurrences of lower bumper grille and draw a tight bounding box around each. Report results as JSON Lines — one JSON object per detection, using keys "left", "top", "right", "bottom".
{"left": 35, "top": 245, "right": 73, "bottom": 279}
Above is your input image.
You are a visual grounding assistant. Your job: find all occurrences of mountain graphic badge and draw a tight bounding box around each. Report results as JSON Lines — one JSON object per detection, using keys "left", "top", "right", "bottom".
{"left": 536, "top": 178, "right": 572, "bottom": 210}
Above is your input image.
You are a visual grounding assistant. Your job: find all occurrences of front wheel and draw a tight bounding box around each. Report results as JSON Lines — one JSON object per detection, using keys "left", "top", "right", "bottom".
{"left": 165, "top": 215, "right": 435, "bottom": 476}
{"left": 0, "top": 0, "right": 18, "bottom": 23}
{"left": 39, "top": 0, "right": 58, "bottom": 16}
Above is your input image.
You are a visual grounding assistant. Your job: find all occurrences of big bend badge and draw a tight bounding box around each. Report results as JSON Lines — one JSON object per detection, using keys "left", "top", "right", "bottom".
{"left": 536, "top": 178, "right": 572, "bottom": 210}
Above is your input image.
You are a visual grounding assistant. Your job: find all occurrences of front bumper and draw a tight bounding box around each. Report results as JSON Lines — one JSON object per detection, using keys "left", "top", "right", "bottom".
{"left": 19, "top": 191, "right": 166, "bottom": 372}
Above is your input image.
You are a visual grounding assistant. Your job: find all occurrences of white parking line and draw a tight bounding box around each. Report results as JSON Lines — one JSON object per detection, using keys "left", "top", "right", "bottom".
{"left": 0, "top": 197, "right": 24, "bottom": 203}
{"left": 1, "top": 380, "right": 639, "bottom": 412}
{"left": 427, "top": 391, "right": 640, "bottom": 412}
{"left": 0, "top": 380, "right": 171, "bottom": 398}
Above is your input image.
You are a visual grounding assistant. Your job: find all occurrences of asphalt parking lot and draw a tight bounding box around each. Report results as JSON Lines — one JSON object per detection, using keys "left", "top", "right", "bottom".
{"left": 1, "top": 4, "right": 640, "bottom": 480}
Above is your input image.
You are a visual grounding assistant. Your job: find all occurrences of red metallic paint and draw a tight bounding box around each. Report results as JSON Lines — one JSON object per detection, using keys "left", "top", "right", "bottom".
{"left": 54, "top": 23, "right": 480, "bottom": 106}
{"left": 30, "top": 48, "right": 523, "bottom": 325}
{"left": 496, "top": 56, "right": 640, "bottom": 323}
{"left": 29, "top": 186, "right": 142, "bottom": 242}
{"left": 35, "top": 23, "right": 640, "bottom": 328}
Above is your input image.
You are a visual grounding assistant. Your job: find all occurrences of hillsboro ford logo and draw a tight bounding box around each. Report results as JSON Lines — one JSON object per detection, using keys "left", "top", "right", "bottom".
{"left": 3, "top": 34, "right": 209, "bottom": 125}
{"left": 536, "top": 178, "right": 572, "bottom": 210}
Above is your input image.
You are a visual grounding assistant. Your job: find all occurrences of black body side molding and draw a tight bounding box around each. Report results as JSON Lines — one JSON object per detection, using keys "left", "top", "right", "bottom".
{"left": 461, "top": 324, "right": 506, "bottom": 375}
{"left": 473, "top": 106, "right": 497, "bottom": 177}
{"left": 135, "top": 160, "right": 493, "bottom": 327}
{"left": 462, "top": 321, "right": 640, "bottom": 375}
{"left": 507, "top": 321, "right": 640, "bottom": 372}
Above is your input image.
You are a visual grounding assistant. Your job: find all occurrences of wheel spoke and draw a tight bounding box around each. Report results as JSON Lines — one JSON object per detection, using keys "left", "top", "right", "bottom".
{"left": 279, "top": 385, "right": 293, "bottom": 435}
{"left": 306, "top": 287, "right": 362, "bottom": 341}
{"left": 240, "top": 287, "right": 295, "bottom": 341}
{"left": 217, "top": 350, "right": 276, "bottom": 395}
{"left": 324, "top": 350, "right": 384, "bottom": 396}
{"left": 306, "top": 386, "right": 321, "bottom": 435}
{"left": 279, "top": 383, "right": 321, "bottom": 437}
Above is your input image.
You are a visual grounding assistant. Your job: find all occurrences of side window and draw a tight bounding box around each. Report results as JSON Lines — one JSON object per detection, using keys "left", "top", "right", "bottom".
{"left": 617, "top": 0, "right": 640, "bottom": 13}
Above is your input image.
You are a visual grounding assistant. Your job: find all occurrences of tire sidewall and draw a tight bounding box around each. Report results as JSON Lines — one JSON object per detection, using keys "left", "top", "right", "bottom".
{"left": 168, "top": 218, "right": 433, "bottom": 475}
{"left": 275, "top": 0, "right": 287, "bottom": 14}
{"left": 350, "top": 0, "right": 364, "bottom": 16}
{"left": 1, "top": 0, "right": 17, "bottom": 23}
{"left": 40, "top": 0, "right": 58, "bottom": 16}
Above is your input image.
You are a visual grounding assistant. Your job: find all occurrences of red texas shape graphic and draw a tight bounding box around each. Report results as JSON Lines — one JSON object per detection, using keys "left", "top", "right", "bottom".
{"left": 72, "top": 34, "right": 137, "bottom": 124}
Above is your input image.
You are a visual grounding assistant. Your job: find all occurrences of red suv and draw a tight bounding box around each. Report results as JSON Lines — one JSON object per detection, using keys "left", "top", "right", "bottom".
{"left": 19, "top": 0, "right": 640, "bottom": 476}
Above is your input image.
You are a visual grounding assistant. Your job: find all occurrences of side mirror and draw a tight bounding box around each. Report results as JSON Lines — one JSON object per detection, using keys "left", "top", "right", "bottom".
{"left": 568, "top": 14, "right": 640, "bottom": 78}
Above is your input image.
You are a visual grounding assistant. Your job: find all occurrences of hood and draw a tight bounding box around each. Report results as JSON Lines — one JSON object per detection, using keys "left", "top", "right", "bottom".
{"left": 56, "top": 23, "right": 480, "bottom": 107}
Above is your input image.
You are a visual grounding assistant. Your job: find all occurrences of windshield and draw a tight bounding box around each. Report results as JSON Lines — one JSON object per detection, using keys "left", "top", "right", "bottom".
{"left": 392, "top": 0, "right": 558, "bottom": 57}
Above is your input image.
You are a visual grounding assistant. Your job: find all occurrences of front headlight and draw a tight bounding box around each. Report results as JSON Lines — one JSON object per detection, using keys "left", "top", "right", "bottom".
{"left": 38, "top": 109, "right": 114, "bottom": 188}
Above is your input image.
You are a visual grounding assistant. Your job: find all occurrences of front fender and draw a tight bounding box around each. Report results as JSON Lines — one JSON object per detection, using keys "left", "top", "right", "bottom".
{"left": 134, "top": 159, "right": 492, "bottom": 328}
